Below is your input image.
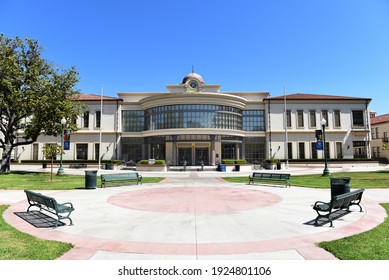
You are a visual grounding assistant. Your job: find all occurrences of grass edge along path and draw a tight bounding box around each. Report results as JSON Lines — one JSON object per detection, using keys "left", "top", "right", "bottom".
{"left": 0, "top": 205, "right": 73, "bottom": 260}
{"left": 318, "top": 203, "right": 389, "bottom": 260}
{"left": 224, "top": 171, "right": 389, "bottom": 189}
{"left": 0, "top": 172, "right": 165, "bottom": 190}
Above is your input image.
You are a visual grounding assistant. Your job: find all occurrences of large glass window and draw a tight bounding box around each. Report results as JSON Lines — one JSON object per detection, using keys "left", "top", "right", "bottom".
{"left": 122, "top": 110, "right": 145, "bottom": 132}
{"left": 244, "top": 137, "right": 265, "bottom": 163}
{"left": 144, "top": 105, "right": 243, "bottom": 131}
{"left": 121, "top": 138, "right": 143, "bottom": 163}
{"left": 242, "top": 110, "right": 265, "bottom": 131}
{"left": 221, "top": 143, "right": 241, "bottom": 159}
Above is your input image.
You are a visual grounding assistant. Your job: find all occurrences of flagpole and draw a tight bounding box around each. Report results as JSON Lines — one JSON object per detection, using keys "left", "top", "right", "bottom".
{"left": 284, "top": 85, "right": 289, "bottom": 169}
{"left": 98, "top": 84, "right": 103, "bottom": 170}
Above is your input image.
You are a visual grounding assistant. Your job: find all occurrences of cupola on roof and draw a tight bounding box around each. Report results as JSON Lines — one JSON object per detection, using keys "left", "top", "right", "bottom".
{"left": 182, "top": 72, "right": 204, "bottom": 84}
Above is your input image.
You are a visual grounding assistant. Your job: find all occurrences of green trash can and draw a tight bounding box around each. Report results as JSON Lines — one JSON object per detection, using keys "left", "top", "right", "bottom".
{"left": 85, "top": 170, "right": 97, "bottom": 189}
{"left": 235, "top": 165, "right": 240, "bottom": 171}
{"left": 105, "top": 161, "right": 111, "bottom": 170}
{"left": 330, "top": 177, "right": 351, "bottom": 197}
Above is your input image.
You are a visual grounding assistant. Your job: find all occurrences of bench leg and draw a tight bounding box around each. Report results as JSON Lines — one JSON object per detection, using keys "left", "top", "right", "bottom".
{"left": 314, "top": 214, "right": 333, "bottom": 227}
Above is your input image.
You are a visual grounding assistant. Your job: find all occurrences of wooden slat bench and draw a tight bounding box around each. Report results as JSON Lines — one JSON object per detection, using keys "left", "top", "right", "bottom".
{"left": 313, "top": 188, "right": 364, "bottom": 227}
{"left": 248, "top": 172, "right": 291, "bottom": 187}
{"left": 24, "top": 190, "right": 75, "bottom": 228}
{"left": 101, "top": 173, "right": 142, "bottom": 187}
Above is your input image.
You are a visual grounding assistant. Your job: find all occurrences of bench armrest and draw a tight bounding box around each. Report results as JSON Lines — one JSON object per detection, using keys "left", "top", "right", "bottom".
{"left": 314, "top": 200, "right": 327, "bottom": 206}
{"left": 58, "top": 202, "right": 74, "bottom": 210}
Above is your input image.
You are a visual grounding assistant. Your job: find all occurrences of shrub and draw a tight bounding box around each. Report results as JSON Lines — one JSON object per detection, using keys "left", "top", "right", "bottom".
{"left": 138, "top": 160, "right": 166, "bottom": 165}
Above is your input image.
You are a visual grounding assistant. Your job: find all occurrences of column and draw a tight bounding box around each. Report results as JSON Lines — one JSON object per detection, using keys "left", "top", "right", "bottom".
{"left": 172, "top": 135, "right": 177, "bottom": 165}
{"left": 235, "top": 143, "right": 240, "bottom": 160}
{"left": 210, "top": 135, "right": 216, "bottom": 165}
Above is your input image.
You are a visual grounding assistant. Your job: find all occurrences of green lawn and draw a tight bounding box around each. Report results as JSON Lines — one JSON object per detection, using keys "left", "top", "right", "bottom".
{"left": 224, "top": 171, "right": 389, "bottom": 188}
{"left": 318, "top": 203, "right": 389, "bottom": 259}
{"left": 0, "top": 172, "right": 164, "bottom": 190}
{"left": 0, "top": 205, "right": 73, "bottom": 260}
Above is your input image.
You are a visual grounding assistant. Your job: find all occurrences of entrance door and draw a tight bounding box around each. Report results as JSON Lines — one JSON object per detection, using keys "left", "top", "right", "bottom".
{"left": 178, "top": 148, "right": 192, "bottom": 165}
{"left": 195, "top": 148, "right": 209, "bottom": 165}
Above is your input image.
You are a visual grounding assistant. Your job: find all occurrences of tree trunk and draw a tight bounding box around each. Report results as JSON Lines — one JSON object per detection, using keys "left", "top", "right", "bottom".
{"left": 1, "top": 144, "right": 12, "bottom": 174}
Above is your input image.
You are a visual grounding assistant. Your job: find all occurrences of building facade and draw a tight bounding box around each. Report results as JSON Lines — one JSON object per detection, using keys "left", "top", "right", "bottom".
{"left": 371, "top": 113, "right": 389, "bottom": 162}
{"left": 10, "top": 73, "right": 372, "bottom": 165}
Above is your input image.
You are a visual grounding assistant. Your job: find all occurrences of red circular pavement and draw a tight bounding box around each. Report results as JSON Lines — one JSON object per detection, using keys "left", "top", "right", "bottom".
{"left": 108, "top": 187, "right": 282, "bottom": 214}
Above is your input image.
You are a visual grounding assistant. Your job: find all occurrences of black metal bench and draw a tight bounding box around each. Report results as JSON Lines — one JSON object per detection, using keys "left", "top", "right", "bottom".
{"left": 24, "top": 190, "right": 75, "bottom": 228}
{"left": 248, "top": 172, "right": 291, "bottom": 187}
{"left": 313, "top": 188, "right": 364, "bottom": 227}
{"left": 101, "top": 173, "right": 142, "bottom": 187}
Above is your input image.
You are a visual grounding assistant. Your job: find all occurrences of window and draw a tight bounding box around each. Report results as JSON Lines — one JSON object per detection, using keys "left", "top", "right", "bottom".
{"left": 122, "top": 110, "right": 145, "bottom": 132}
{"left": 336, "top": 142, "right": 343, "bottom": 158}
{"left": 384, "top": 132, "right": 388, "bottom": 142}
{"left": 376, "top": 127, "right": 380, "bottom": 139}
{"left": 353, "top": 141, "right": 367, "bottom": 158}
{"left": 321, "top": 110, "right": 328, "bottom": 127}
{"left": 76, "top": 143, "right": 88, "bottom": 160}
{"left": 309, "top": 110, "right": 316, "bottom": 127}
{"left": 95, "top": 143, "right": 100, "bottom": 161}
{"left": 297, "top": 110, "right": 304, "bottom": 128}
{"left": 95, "top": 111, "right": 101, "bottom": 128}
{"left": 298, "top": 142, "right": 305, "bottom": 159}
{"left": 83, "top": 111, "right": 89, "bottom": 128}
{"left": 377, "top": 147, "right": 381, "bottom": 158}
{"left": 244, "top": 137, "right": 266, "bottom": 163}
{"left": 372, "top": 128, "right": 376, "bottom": 139}
{"left": 311, "top": 142, "right": 318, "bottom": 159}
{"left": 286, "top": 110, "right": 292, "bottom": 128}
{"left": 243, "top": 110, "right": 265, "bottom": 131}
{"left": 287, "top": 143, "right": 293, "bottom": 159}
{"left": 334, "top": 110, "right": 341, "bottom": 127}
{"left": 352, "top": 110, "right": 364, "bottom": 126}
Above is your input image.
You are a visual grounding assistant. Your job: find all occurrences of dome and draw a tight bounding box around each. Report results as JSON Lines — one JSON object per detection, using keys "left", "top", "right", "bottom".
{"left": 182, "top": 72, "right": 204, "bottom": 84}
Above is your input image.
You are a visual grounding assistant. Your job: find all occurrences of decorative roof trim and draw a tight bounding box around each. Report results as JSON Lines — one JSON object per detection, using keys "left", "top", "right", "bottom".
{"left": 265, "top": 93, "right": 371, "bottom": 102}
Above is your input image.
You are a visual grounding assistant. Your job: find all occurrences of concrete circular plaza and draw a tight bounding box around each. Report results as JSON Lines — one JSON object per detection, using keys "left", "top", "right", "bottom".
{"left": 2, "top": 166, "right": 389, "bottom": 260}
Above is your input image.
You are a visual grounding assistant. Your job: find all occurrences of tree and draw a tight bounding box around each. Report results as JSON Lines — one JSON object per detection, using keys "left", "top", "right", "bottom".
{"left": 0, "top": 35, "right": 83, "bottom": 173}
{"left": 42, "top": 143, "right": 62, "bottom": 181}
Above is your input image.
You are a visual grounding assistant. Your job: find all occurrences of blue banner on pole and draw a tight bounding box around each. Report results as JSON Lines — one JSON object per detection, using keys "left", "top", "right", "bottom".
{"left": 64, "top": 140, "right": 70, "bottom": 151}
{"left": 316, "top": 141, "right": 323, "bottom": 151}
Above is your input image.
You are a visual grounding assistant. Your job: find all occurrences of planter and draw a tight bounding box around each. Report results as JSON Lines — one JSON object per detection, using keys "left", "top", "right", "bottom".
{"left": 136, "top": 164, "right": 167, "bottom": 172}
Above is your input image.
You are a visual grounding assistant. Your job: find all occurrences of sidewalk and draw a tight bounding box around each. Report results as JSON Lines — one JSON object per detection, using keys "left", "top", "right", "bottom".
{"left": 2, "top": 165, "right": 389, "bottom": 260}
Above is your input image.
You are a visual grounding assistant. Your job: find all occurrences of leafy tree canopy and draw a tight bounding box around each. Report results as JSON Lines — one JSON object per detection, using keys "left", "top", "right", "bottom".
{"left": 0, "top": 35, "right": 83, "bottom": 173}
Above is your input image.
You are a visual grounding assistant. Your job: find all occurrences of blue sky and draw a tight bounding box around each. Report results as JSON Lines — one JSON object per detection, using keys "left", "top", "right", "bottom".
{"left": 1, "top": 0, "right": 389, "bottom": 114}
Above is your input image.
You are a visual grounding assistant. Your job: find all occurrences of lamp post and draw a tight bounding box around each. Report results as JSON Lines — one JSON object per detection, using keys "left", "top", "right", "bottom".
{"left": 57, "top": 117, "right": 66, "bottom": 175}
{"left": 321, "top": 118, "right": 330, "bottom": 176}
